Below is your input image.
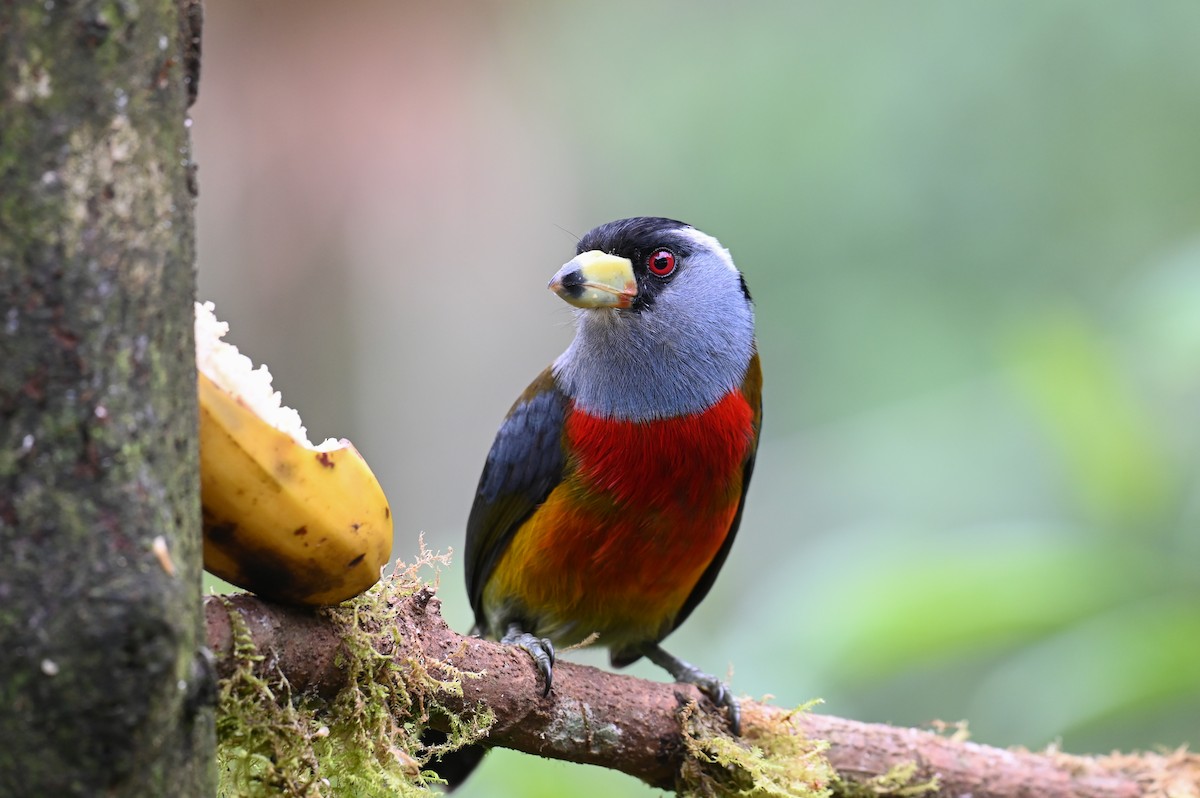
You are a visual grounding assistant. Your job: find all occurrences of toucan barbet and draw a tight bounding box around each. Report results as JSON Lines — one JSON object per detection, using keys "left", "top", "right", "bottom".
{"left": 465, "top": 216, "right": 761, "bottom": 732}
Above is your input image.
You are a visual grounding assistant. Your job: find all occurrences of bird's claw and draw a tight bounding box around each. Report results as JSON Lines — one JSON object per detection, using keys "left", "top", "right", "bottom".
{"left": 674, "top": 661, "right": 741, "bottom": 735}
{"left": 642, "top": 644, "right": 741, "bottom": 735}
{"left": 501, "top": 625, "right": 555, "bottom": 697}
{"left": 693, "top": 674, "right": 741, "bottom": 736}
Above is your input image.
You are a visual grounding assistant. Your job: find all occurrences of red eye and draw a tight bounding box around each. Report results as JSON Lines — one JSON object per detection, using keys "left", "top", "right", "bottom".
{"left": 647, "top": 248, "right": 676, "bottom": 277}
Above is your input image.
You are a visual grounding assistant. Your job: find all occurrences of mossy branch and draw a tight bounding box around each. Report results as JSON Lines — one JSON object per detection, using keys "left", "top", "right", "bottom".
{"left": 204, "top": 564, "right": 1195, "bottom": 798}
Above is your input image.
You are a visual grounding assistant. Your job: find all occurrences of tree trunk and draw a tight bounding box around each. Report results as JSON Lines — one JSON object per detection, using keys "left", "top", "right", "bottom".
{"left": 0, "top": 2, "right": 212, "bottom": 795}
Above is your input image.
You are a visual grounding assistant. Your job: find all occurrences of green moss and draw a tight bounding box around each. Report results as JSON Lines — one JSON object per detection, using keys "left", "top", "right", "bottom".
{"left": 677, "top": 700, "right": 835, "bottom": 798}
{"left": 865, "top": 763, "right": 939, "bottom": 796}
{"left": 216, "top": 548, "right": 491, "bottom": 798}
{"left": 833, "top": 761, "right": 940, "bottom": 798}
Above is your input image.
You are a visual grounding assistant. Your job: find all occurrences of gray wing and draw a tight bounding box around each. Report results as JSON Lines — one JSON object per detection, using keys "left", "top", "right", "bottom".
{"left": 464, "top": 367, "right": 567, "bottom": 633}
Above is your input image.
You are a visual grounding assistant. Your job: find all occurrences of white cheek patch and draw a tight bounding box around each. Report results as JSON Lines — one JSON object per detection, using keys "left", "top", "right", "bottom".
{"left": 677, "top": 228, "right": 738, "bottom": 275}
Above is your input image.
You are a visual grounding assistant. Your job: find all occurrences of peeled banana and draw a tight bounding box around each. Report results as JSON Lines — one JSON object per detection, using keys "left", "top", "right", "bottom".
{"left": 196, "top": 302, "right": 393, "bottom": 606}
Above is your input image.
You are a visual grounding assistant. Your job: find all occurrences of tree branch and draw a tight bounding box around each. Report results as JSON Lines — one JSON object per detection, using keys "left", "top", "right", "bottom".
{"left": 204, "top": 585, "right": 1190, "bottom": 797}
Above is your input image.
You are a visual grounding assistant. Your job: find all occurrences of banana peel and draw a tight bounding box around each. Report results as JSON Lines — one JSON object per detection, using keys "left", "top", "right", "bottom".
{"left": 196, "top": 302, "right": 393, "bottom": 606}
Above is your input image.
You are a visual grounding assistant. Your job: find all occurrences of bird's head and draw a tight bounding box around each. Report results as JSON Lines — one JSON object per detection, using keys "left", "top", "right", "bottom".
{"left": 549, "top": 217, "right": 756, "bottom": 420}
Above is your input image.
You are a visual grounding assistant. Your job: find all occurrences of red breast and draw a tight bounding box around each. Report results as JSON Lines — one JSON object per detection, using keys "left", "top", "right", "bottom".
{"left": 483, "top": 386, "right": 755, "bottom": 646}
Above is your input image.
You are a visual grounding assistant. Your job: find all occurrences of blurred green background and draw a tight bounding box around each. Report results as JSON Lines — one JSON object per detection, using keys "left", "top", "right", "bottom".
{"left": 195, "top": 2, "right": 1200, "bottom": 795}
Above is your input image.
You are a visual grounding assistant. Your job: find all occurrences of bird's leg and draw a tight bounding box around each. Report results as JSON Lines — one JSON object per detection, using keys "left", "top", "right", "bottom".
{"left": 641, "top": 643, "right": 740, "bottom": 735}
{"left": 500, "top": 623, "right": 556, "bottom": 697}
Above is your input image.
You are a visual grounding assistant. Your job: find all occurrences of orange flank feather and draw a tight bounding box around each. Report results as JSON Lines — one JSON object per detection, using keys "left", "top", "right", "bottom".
{"left": 483, "top": 387, "right": 756, "bottom": 649}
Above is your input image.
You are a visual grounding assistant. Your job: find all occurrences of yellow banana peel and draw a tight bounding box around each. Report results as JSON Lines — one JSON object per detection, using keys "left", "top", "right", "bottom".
{"left": 196, "top": 302, "right": 393, "bottom": 606}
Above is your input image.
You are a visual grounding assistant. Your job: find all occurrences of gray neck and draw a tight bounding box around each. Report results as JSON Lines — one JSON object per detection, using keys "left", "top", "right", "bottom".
{"left": 552, "top": 272, "right": 754, "bottom": 421}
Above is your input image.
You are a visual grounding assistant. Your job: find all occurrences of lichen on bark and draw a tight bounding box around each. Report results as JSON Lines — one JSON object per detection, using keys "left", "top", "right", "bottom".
{"left": 0, "top": 1, "right": 212, "bottom": 795}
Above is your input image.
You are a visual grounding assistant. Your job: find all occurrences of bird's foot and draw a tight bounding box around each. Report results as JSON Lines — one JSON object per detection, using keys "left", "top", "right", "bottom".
{"left": 642, "top": 643, "right": 741, "bottom": 735}
{"left": 501, "top": 623, "right": 556, "bottom": 697}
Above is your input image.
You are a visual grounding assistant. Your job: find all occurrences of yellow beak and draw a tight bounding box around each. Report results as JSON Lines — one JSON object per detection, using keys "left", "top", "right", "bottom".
{"left": 548, "top": 250, "right": 638, "bottom": 309}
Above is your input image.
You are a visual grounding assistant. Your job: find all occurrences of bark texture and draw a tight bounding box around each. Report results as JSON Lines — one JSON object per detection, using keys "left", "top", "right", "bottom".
{"left": 205, "top": 589, "right": 1182, "bottom": 797}
{"left": 0, "top": 2, "right": 212, "bottom": 795}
